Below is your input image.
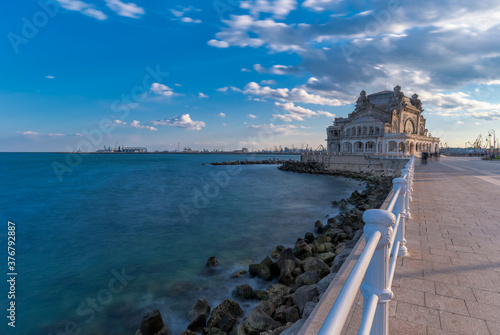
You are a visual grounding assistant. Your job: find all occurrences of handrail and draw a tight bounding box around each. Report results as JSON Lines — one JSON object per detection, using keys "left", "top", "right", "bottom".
{"left": 317, "top": 156, "right": 415, "bottom": 335}
{"left": 318, "top": 231, "right": 381, "bottom": 334}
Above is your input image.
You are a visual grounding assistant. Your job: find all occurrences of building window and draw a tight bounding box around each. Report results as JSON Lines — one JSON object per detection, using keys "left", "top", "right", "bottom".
{"left": 343, "top": 142, "right": 353, "bottom": 152}
{"left": 366, "top": 141, "right": 376, "bottom": 152}
{"left": 346, "top": 129, "right": 351, "bottom": 137}
{"left": 388, "top": 141, "right": 397, "bottom": 152}
{"left": 354, "top": 142, "right": 364, "bottom": 152}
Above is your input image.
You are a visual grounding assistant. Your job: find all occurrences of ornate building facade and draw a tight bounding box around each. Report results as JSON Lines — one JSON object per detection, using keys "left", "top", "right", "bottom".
{"left": 326, "top": 86, "right": 440, "bottom": 156}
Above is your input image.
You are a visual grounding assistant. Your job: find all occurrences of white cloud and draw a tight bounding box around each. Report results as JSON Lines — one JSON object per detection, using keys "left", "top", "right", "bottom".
{"left": 150, "top": 83, "right": 177, "bottom": 97}
{"left": 105, "top": 0, "right": 144, "bottom": 18}
{"left": 170, "top": 9, "right": 184, "bottom": 17}
{"left": 56, "top": 0, "right": 108, "bottom": 20}
{"left": 240, "top": 0, "right": 298, "bottom": 18}
{"left": 198, "top": 92, "right": 209, "bottom": 98}
{"left": 17, "top": 131, "right": 39, "bottom": 135}
{"left": 241, "top": 82, "right": 345, "bottom": 106}
{"left": 254, "top": 64, "right": 300, "bottom": 75}
{"left": 208, "top": 39, "right": 229, "bottom": 48}
{"left": 241, "top": 68, "right": 251, "bottom": 72}
{"left": 248, "top": 114, "right": 257, "bottom": 118}
{"left": 249, "top": 124, "right": 298, "bottom": 135}
{"left": 16, "top": 130, "right": 83, "bottom": 136}
{"left": 114, "top": 120, "right": 157, "bottom": 131}
{"left": 260, "top": 79, "right": 277, "bottom": 85}
{"left": 218, "top": 113, "right": 226, "bottom": 117}
{"left": 181, "top": 17, "right": 202, "bottom": 23}
{"left": 216, "top": 87, "right": 229, "bottom": 92}
{"left": 175, "top": 83, "right": 182, "bottom": 87}
{"left": 152, "top": 114, "right": 206, "bottom": 130}
{"left": 273, "top": 102, "right": 335, "bottom": 121}
{"left": 46, "top": 75, "right": 55, "bottom": 79}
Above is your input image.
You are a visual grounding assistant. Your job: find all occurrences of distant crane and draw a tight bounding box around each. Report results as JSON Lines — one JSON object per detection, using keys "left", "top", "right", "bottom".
{"left": 472, "top": 134, "right": 485, "bottom": 149}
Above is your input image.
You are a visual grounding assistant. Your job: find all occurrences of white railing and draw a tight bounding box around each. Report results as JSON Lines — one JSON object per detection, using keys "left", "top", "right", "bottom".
{"left": 318, "top": 156, "right": 415, "bottom": 335}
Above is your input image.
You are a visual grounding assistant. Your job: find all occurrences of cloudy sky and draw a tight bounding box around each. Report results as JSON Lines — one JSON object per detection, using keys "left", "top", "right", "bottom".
{"left": 1, "top": 0, "right": 500, "bottom": 152}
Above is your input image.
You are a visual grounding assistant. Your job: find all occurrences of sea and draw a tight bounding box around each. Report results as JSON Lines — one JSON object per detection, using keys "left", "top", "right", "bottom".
{"left": 0, "top": 153, "right": 364, "bottom": 334}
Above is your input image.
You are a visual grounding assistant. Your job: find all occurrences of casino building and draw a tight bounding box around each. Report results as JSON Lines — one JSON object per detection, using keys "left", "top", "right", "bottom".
{"left": 326, "top": 85, "right": 440, "bottom": 156}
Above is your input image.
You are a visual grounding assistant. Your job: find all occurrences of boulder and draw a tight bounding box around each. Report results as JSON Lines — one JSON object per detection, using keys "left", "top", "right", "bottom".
{"left": 290, "top": 271, "right": 320, "bottom": 293}
{"left": 302, "top": 302, "right": 317, "bottom": 319}
{"left": 330, "top": 248, "right": 353, "bottom": 273}
{"left": 188, "top": 315, "right": 208, "bottom": 333}
{"left": 293, "top": 239, "right": 313, "bottom": 260}
{"left": 317, "top": 273, "right": 337, "bottom": 296}
{"left": 203, "top": 328, "right": 227, "bottom": 335}
{"left": 303, "top": 257, "right": 330, "bottom": 277}
{"left": 182, "top": 331, "right": 197, "bottom": 335}
{"left": 206, "top": 256, "right": 219, "bottom": 267}
{"left": 249, "top": 256, "right": 274, "bottom": 281}
{"left": 339, "top": 224, "right": 354, "bottom": 236}
{"left": 284, "top": 306, "right": 300, "bottom": 323}
{"left": 271, "top": 245, "right": 286, "bottom": 259}
{"left": 280, "top": 320, "right": 305, "bottom": 335}
{"left": 325, "top": 228, "right": 347, "bottom": 243}
{"left": 243, "top": 306, "right": 281, "bottom": 335}
{"left": 259, "top": 284, "right": 290, "bottom": 317}
{"left": 135, "top": 309, "right": 169, "bottom": 335}
{"left": 314, "top": 235, "right": 331, "bottom": 244}
{"left": 272, "top": 248, "right": 301, "bottom": 278}
{"left": 314, "top": 220, "right": 324, "bottom": 234}
{"left": 207, "top": 299, "right": 243, "bottom": 333}
{"left": 293, "top": 285, "right": 319, "bottom": 316}
{"left": 315, "top": 252, "right": 336, "bottom": 265}
{"left": 232, "top": 270, "right": 247, "bottom": 278}
{"left": 304, "top": 232, "right": 315, "bottom": 244}
{"left": 188, "top": 298, "right": 211, "bottom": 322}
{"left": 278, "top": 259, "right": 296, "bottom": 286}
{"left": 345, "top": 230, "right": 363, "bottom": 249}
{"left": 229, "top": 325, "right": 246, "bottom": 335}
{"left": 232, "top": 284, "right": 256, "bottom": 299}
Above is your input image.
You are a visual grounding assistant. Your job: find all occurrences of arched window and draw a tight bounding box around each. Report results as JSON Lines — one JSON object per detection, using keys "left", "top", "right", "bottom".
{"left": 405, "top": 119, "right": 415, "bottom": 134}
{"left": 362, "top": 126, "right": 367, "bottom": 135}
{"left": 346, "top": 129, "right": 351, "bottom": 137}
{"left": 343, "top": 142, "right": 352, "bottom": 152}
{"left": 375, "top": 127, "right": 380, "bottom": 135}
{"left": 369, "top": 126, "right": 374, "bottom": 135}
{"left": 365, "top": 141, "right": 376, "bottom": 152}
{"left": 357, "top": 127, "right": 362, "bottom": 136}
{"left": 354, "top": 142, "right": 364, "bottom": 152}
{"left": 388, "top": 141, "right": 397, "bottom": 152}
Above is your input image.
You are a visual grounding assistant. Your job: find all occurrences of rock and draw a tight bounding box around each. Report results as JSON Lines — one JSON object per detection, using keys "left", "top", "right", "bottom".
{"left": 304, "top": 232, "right": 315, "bottom": 244}
{"left": 188, "top": 298, "right": 211, "bottom": 322}
{"left": 207, "top": 299, "right": 243, "bottom": 333}
{"left": 280, "top": 319, "right": 305, "bottom": 335}
{"left": 345, "top": 230, "right": 363, "bottom": 249}
{"left": 314, "top": 235, "right": 331, "bottom": 244}
{"left": 232, "top": 269, "right": 247, "bottom": 278}
{"left": 243, "top": 306, "right": 281, "bottom": 335}
{"left": 325, "top": 228, "right": 347, "bottom": 243}
{"left": 135, "top": 309, "right": 169, "bottom": 335}
{"left": 259, "top": 284, "right": 290, "bottom": 316}
{"left": 229, "top": 325, "right": 246, "bottom": 335}
{"left": 203, "top": 327, "right": 227, "bottom": 335}
{"left": 188, "top": 314, "right": 208, "bottom": 333}
{"left": 271, "top": 245, "right": 286, "bottom": 259}
{"left": 249, "top": 256, "right": 274, "bottom": 281}
{"left": 269, "top": 323, "right": 293, "bottom": 335}
{"left": 293, "top": 285, "right": 319, "bottom": 316}
{"left": 303, "top": 257, "right": 330, "bottom": 277}
{"left": 314, "top": 220, "right": 324, "bottom": 233}
{"left": 339, "top": 224, "right": 354, "bottom": 235}
{"left": 232, "top": 284, "right": 256, "bottom": 299}
{"left": 315, "top": 252, "right": 336, "bottom": 265}
{"left": 182, "top": 331, "right": 197, "bottom": 335}
{"left": 255, "top": 290, "right": 268, "bottom": 300}
{"left": 278, "top": 259, "right": 296, "bottom": 286}
{"left": 339, "top": 204, "right": 349, "bottom": 211}
{"left": 272, "top": 248, "right": 301, "bottom": 278}
{"left": 335, "top": 243, "right": 346, "bottom": 255}
{"left": 311, "top": 242, "right": 325, "bottom": 254}
{"left": 331, "top": 200, "right": 339, "bottom": 207}
{"left": 302, "top": 301, "right": 317, "bottom": 319}
{"left": 317, "top": 273, "right": 337, "bottom": 296}
{"left": 206, "top": 256, "right": 219, "bottom": 267}
{"left": 284, "top": 306, "right": 300, "bottom": 323}
{"left": 326, "top": 216, "right": 337, "bottom": 225}
{"left": 293, "top": 239, "right": 313, "bottom": 260}
{"left": 323, "top": 242, "right": 335, "bottom": 252}
{"left": 290, "top": 271, "right": 320, "bottom": 293}
{"left": 330, "top": 248, "right": 353, "bottom": 273}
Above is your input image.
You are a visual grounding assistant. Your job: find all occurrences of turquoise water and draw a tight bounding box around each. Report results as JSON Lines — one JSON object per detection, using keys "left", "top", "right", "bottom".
{"left": 0, "top": 153, "right": 362, "bottom": 334}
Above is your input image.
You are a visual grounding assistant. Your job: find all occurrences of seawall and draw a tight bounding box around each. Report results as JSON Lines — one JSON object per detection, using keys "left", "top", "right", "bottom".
{"left": 301, "top": 154, "right": 408, "bottom": 173}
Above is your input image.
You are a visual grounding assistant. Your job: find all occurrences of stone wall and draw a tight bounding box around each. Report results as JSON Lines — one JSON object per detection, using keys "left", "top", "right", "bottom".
{"left": 301, "top": 154, "right": 408, "bottom": 173}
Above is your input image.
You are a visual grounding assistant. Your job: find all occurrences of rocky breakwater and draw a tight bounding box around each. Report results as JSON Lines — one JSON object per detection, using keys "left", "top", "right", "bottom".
{"left": 210, "top": 159, "right": 294, "bottom": 166}
{"left": 134, "top": 161, "right": 394, "bottom": 335}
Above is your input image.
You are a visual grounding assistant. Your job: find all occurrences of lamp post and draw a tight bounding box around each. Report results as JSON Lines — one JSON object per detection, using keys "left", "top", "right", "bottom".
{"left": 489, "top": 129, "right": 496, "bottom": 157}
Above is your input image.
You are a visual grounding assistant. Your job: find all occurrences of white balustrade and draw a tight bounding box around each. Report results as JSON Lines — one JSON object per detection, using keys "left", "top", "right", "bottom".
{"left": 318, "top": 156, "right": 415, "bottom": 335}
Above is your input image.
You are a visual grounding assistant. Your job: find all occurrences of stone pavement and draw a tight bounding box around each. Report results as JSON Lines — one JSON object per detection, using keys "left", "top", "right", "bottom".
{"left": 343, "top": 156, "right": 500, "bottom": 335}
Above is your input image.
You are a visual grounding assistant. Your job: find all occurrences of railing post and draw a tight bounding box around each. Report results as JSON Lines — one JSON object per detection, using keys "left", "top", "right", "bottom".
{"left": 391, "top": 178, "right": 408, "bottom": 257}
{"left": 361, "top": 209, "right": 396, "bottom": 335}
{"left": 401, "top": 167, "right": 412, "bottom": 219}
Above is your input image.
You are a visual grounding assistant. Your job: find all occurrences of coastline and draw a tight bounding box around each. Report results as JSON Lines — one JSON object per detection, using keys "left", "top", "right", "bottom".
{"left": 134, "top": 161, "right": 396, "bottom": 335}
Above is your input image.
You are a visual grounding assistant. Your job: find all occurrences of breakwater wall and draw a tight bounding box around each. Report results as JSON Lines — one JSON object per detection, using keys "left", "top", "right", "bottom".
{"left": 301, "top": 154, "right": 408, "bottom": 173}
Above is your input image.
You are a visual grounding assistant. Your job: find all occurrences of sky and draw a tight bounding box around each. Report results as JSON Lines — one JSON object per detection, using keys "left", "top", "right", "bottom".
{"left": 1, "top": 0, "right": 500, "bottom": 152}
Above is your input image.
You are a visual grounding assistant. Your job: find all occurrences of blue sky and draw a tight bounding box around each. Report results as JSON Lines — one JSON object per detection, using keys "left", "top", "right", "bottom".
{"left": 1, "top": 0, "right": 500, "bottom": 152}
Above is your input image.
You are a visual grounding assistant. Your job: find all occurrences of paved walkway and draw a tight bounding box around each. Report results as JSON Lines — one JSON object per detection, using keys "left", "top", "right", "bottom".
{"left": 343, "top": 156, "right": 500, "bottom": 335}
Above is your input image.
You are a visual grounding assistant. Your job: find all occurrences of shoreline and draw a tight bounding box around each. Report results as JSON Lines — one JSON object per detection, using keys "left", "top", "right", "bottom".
{"left": 134, "top": 161, "right": 396, "bottom": 335}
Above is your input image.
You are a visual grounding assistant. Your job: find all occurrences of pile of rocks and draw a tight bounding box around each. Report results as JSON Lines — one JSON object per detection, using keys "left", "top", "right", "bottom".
{"left": 134, "top": 164, "right": 394, "bottom": 335}
{"left": 210, "top": 159, "right": 294, "bottom": 166}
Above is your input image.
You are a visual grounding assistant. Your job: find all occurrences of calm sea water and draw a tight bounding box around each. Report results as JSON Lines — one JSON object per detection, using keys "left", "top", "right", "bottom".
{"left": 0, "top": 153, "right": 362, "bottom": 334}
